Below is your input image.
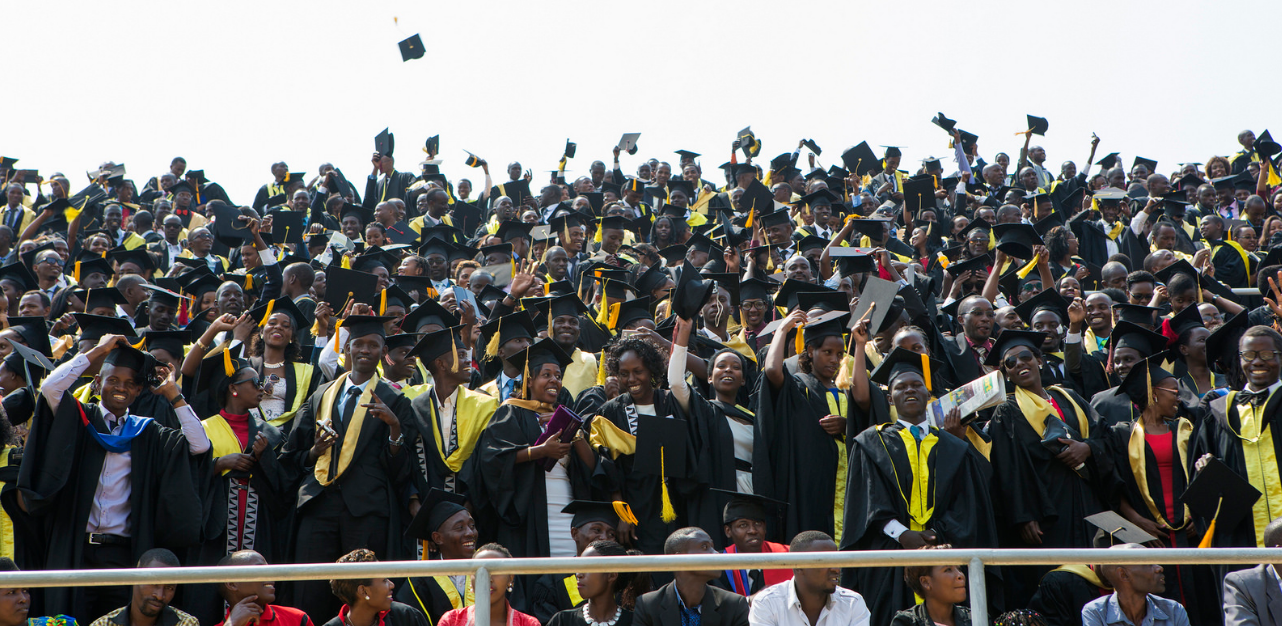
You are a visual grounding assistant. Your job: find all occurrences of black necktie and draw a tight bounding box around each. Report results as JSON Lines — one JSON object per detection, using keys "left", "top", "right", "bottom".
{"left": 748, "top": 569, "right": 764, "bottom": 593}
{"left": 339, "top": 387, "right": 362, "bottom": 426}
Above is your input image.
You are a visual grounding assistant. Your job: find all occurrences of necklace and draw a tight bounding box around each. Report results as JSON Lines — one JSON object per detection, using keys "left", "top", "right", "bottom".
{"left": 264, "top": 361, "right": 285, "bottom": 369}
{"left": 582, "top": 602, "right": 621, "bottom": 626}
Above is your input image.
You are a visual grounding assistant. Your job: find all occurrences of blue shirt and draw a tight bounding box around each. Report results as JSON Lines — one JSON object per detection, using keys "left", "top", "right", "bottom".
{"left": 676, "top": 588, "right": 702, "bottom": 626}
{"left": 1081, "top": 592, "right": 1189, "bottom": 626}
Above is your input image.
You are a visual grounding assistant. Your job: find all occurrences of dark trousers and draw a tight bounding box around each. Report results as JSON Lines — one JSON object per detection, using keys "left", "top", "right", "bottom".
{"left": 78, "top": 541, "right": 132, "bottom": 621}
{"left": 292, "top": 490, "right": 389, "bottom": 622}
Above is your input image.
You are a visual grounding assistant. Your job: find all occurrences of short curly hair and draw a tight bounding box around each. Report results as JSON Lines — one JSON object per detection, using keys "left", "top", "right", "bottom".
{"left": 329, "top": 549, "right": 379, "bottom": 605}
{"left": 604, "top": 336, "right": 668, "bottom": 388}
{"left": 902, "top": 544, "right": 955, "bottom": 597}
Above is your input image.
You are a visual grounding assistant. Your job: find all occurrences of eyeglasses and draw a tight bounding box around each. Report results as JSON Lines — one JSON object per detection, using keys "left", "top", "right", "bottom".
{"left": 741, "top": 301, "right": 767, "bottom": 311}
{"left": 191, "top": 233, "right": 213, "bottom": 240}
{"left": 1241, "top": 350, "right": 1282, "bottom": 363}
{"left": 37, "top": 258, "right": 61, "bottom": 265}
{"left": 1153, "top": 386, "right": 1180, "bottom": 396}
{"left": 1003, "top": 350, "right": 1037, "bottom": 370}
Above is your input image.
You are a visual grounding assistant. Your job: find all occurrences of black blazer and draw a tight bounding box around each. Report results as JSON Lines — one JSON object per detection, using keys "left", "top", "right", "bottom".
{"left": 944, "top": 334, "right": 986, "bottom": 386}
{"left": 633, "top": 582, "right": 749, "bottom": 626}
{"left": 280, "top": 377, "right": 413, "bottom": 518}
{"left": 890, "top": 603, "right": 972, "bottom": 626}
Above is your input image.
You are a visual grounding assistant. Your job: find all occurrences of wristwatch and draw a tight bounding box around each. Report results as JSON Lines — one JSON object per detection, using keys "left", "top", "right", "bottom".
{"left": 388, "top": 433, "right": 405, "bottom": 446}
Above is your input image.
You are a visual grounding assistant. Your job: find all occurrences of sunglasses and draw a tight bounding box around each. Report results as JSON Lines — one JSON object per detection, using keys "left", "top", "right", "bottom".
{"left": 1003, "top": 350, "right": 1037, "bottom": 370}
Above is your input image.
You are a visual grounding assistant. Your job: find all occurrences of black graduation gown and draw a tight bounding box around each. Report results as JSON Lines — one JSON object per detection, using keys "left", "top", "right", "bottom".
{"left": 840, "top": 422, "right": 1001, "bottom": 626}
{"left": 405, "top": 387, "right": 493, "bottom": 506}
{"left": 576, "top": 312, "right": 612, "bottom": 354}
{"left": 1190, "top": 390, "right": 1282, "bottom": 553}
{"left": 987, "top": 387, "right": 1112, "bottom": 606}
{"left": 186, "top": 413, "right": 290, "bottom": 626}
{"left": 1090, "top": 387, "right": 1137, "bottom": 428}
{"left": 13, "top": 391, "right": 205, "bottom": 616}
{"left": 1027, "top": 569, "right": 1110, "bottom": 626}
{"left": 592, "top": 391, "right": 698, "bottom": 556}
{"left": 684, "top": 392, "right": 756, "bottom": 550}
{"left": 1101, "top": 420, "right": 1217, "bottom": 626}
{"left": 752, "top": 372, "right": 859, "bottom": 543}
{"left": 395, "top": 572, "right": 469, "bottom": 626}
{"left": 1069, "top": 210, "right": 1147, "bottom": 269}
{"left": 527, "top": 573, "right": 584, "bottom": 624}
{"left": 1208, "top": 239, "right": 1253, "bottom": 288}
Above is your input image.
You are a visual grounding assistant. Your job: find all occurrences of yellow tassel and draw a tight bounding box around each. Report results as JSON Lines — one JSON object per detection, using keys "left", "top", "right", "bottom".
{"left": 836, "top": 331, "right": 855, "bottom": 391}
{"left": 606, "top": 302, "right": 621, "bottom": 330}
{"left": 921, "top": 353, "right": 932, "bottom": 393}
{"left": 510, "top": 257, "right": 516, "bottom": 280}
{"left": 1199, "top": 497, "right": 1223, "bottom": 548}
{"left": 223, "top": 345, "right": 234, "bottom": 377}
{"left": 544, "top": 282, "right": 551, "bottom": 296}
{"left": 596, "top": 351, "right": 607, "bottom": 386}
{"left": 258, "top": 298, "right": 274, "bottom": 327}
{"left": 132, "top": 337, "right": 147, "bottom": 350}
{"left": 341, "top": 254, "right": 351, "bottom": 269}
{"left": 1016, "top": 254, "right": 1040, "bottom": 279}
{"left": 659, "top": 447, "right": 677, "bottom": 523}
{"left": 521, "top": 352, "right": 530, "bottom": 399}
{"left": 795, "top": 323, "right": 805, "bottom": 356}
{"left": 613, "top": 501, "right": 639, "bottom": 526}
{"left": 485, "top": 318, "right": 502, "bottom": 356}
{"left": 451, "top": 330, "right": 461, "bottom": 372}
{"left": 74, "top": 261, "right": 81, "bottom": 283}
{"left": 745, "top": 209, "right": 754, "bottom": 228}
{"left": 595, "top": 293, "right": 612, "bottom": 326}
{"left": 380, "top": 288, "right": 388, "bottom": 316}
{"left": 594, "top": 224, "right": 602, "bottom": 243}
{"left": 331, "top": 319, "right": 343, "bottom": 353}
{"left": 245, "top": 274, "right": 253, "bottom": 291}
{"left": 311, "top": 319, "right": 324, "bottom": 337}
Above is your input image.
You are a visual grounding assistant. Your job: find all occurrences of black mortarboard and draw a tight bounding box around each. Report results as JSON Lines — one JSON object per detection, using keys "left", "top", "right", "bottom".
{"left": 675, "top": 149, "right": 700, "bottom": 160}
{"left": 1113, "top": 357, "right": 1176, "bottom": 412}
{"left": 73, "top": 313, "right": 138, "bottom": 343}
{"left": 496, "top": 220, "right": 534, "bottom": 243}
{"left": 739, "top": 179, "right": 775, "bottom": 215}
{"left": 480, "top": 311, "right": 536, "bottom": 352}
{"left": 685, "top": 232, "right": 724, "bottom": 259}
{"left": 1112, "top": 304, "right": 1160, "bottom": 328}
{"left": 140, "top": 329, "right": 191, "bottom": 360}
{"left": 1173, "top": 174, "right": 1205, "bottom": 192}
{"left": 658, "top": 244, "right": 689, "bottom": 266}
{"left": 269, "top": 210, "right": 305, "bottom": 245}
{"left": 634, "top": 414, "right": 688, "bottom": 478}
{"left": 1183, "top": 457, "right": 1260, "bottom": 536}
{"left": 903, "top": 177, "right": 937, "bottom": 212}
{"left": 799, "top": 188, "right": 840, "bottom": 207}
{"left": 870, "top": 346, "right": 944, "bottom": 389}
{"left": 81, "top": 287, "right": 128, "bottom": 313}
{"left": 1163, "top": 303, "right": 1204, "bottom": 340}
{"left": 210, "top": 202, "right": 252, "bottom": 245}
{"left": 375, "top": 128, "right": 395, "bottom": 158}
{"left": 0, "top": 262, "right": 37, "bottom": 292}
{"left": 1014, "top": 287, "right": 1070, "bottom": 325}
{"left": 1133, "top": 156, "right": 1157, "bottom": 173}
{"left": 883, "top": 146, "right": 902, "bottom": 159}
{"left": 342, "top": 315, "right": 395, "bottom": 339}
{"left": 401, "top": 298, "right": 460, "bottom": 333}
{"left": 322, "top": 266, "right": 381, "bottom": 311}
{"left": 993, "top": 223, "right": 1043, "bottom": 259}
{"left": 1084, "top": 511, "right": 1158, "bottom": 546}
{"left": 932, "top": 112, "right": 957, "bottom": 132}
{"left": 168, "top": 180, "right": 197, "bottom": 197}
{"left": 773, "top": 279, "right": 831, "bottom": 312}
{"left": 670, "top": 260, "right": 715, "bottom": 320}
{"left": 6, "top": 317, "right": 51, "bottom": 356}
{"left": 590, "top": 271, "right": 636, "bottom": 300}
{"left": 841, "top": 142, "right": 881, "bottom": 176}
{"left": 5, "top": 340, "right": 53, "bottom": 385}
{"left": 405, "top": 488, "right": 470, "bottom": 541}
{"left": 544, "top": 293, "right": 590, "bottom": 321}
{"left": 102, "top": 341, "right": 155, "bottom": 377}
{"left": 797, "top": 290, "right": 849, "bottom": 313}
{"left": 1096, "top": 153, "right": 1120, "bottom": 170}
{"left": 617, "top": 133, "right": 640, "bottom": 156}
{"left": 853, "top": 277, "right": 903, "bottom": 335}
{"left": 756, "top": 209, "right": 792, "bottom": 230}
{"left": 1110, "top": 320, "right": 1167, "bottom": 355}
{"left": 108, "top": 247, "right": 157, "bottom": 273}
{"left": 800, "top": 310, "right": 849, "bottom": 348}
{"left": 708, "top": 488, "right": 784, "bottom": 526}
{"left": 1212, "top": 175, "right": 1239, "bottom": 190}
{"left": 797, "top": 235, "right": 827, "bottom": 254}
{"left": 398, "top": 34, "right": 425, "bottom": 61}
{"left": 247, "top": 295, "right": 307, "bottom": 332}
{"left": 509, "top": 337, "right": 574, "bottom": 375}
{"left": 340, "top": 202, "right": 372, "bottom": 228}
{"left": 409, "top": 325, "right": 466, "bottom": 368}
{"left": 984, "top": 330, "right": 1047, "bottom": 367}
{"left": 1206, "top": 310, "right": 1251, "bottom": 372}
{"left": 615, "top": 297, "right": 654, "bottom": 329}
{"left": 737, "top": 127, "right": 759, "bottom": 158}
{"left": 384, "top": 332, "right": 421, "bottom": 351}
{"left": 20, "top": 241, "right": 57, "bottom": 270}
{"left": 141, "top": 283, "right": 183, "bottom": 308}
{"left": 561, "top": 500, "right": 621, "bottom": 529}
{"left": 1026, "top": 115, "right": 1049, "bottom": 135}
{"left": 666, "top": 178, "right": 695, "bottom": 200}
{"left": 851, "top": 219, "right": 891, "bottom": 241}
{"left": 769, "top": 152, "right": 796, "bottom": 175}
{"left": 944, "top": 254, "right": 990, "bottom": 278}
{"left": 738, "top": 277, "right": 776, "bottom": 303}
{"left": 634, "top": 262, "right": 671, "bottom": 297}
{"left": 353, "top": 247, "right": 398, "bottom": 274}
{"left": 829, "top": 247, "right": 877, "bottom": 276}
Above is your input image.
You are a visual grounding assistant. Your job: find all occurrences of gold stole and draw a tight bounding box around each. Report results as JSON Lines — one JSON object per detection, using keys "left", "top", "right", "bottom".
{"left": 1214, "top": 240, "right": 1254, "bottom": 285}
{"left": 429, "top": 388, "right": 499, "bottom": 472}
{"left": 965, "top": 427, "right": 992, "bottom": 461}
{"left": 1106, "top": 222, "right": 1125, "bottom": 240}
{"left": 1083, "top": 328, "right": 1105, "bottom": 355}
{"left": 823, "top": 390, "right": 849, "bottom": 545}
{"left": 1014, "top": 386, "right": 1089, "bottom": 438}
{"left": 268, "top": 363, "right": 314, "bottom": 428}
{"left": 314, "top": 374, "right": 377, "bottom": 486}
{"left": 1228, "top": 390, "right": 1282, "bottom": 546}
{"left": 1052, "top": 564, "right": 1110, "bottom": 590}
{"left": 588, "top": 415, "right": 638, "bottom": 459}
{"left": 203, "top": 415, "right": 246, "bottom": 476}
{"left": 0, "top": 447, "right": 13, "bottom": 559}
{"left": 878, "top": 424, "right": 938, "bottom": 530}
{"left": 562, "top": 574, "right": 583, "bottom": 606}
{"left": 1127, "top": 418, "right": 1192, "bottom": 530}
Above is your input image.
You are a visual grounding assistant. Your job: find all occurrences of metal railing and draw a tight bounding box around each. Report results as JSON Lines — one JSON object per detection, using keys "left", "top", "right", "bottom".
{"left": 4, "top": 548, "right": 1282, "bottom": 626}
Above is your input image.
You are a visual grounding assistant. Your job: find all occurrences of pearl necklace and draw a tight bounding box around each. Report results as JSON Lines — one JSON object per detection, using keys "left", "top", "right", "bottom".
{"left": 582, "top": 602, "right": 622, "bottom": 626}
{"left": 264, "top": 361, "right": 285, "bottom": 369}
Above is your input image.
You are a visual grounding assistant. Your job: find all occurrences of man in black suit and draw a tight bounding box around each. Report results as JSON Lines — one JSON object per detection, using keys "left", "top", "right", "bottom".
{"left": 279, "top": 314, "right": 414, "bottom": 621}
{"left": 634, "top": 527, "right": 750, "bottom": 626}
{"left": 1224, "top": 517, "right": 1282, "bottom": 625}
{"left": 943, "top": 295, "right": 996, "bottom": 385}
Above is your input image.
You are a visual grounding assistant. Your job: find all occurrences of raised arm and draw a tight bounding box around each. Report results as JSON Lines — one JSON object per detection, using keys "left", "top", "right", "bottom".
{"left": 668, "top": 316, "right": 694, "bottom": 413}
{"left": 764, "top": 310, "right": 807, "bottom": 390}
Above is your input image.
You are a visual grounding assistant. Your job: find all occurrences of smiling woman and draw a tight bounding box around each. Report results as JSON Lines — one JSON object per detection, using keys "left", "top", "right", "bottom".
{"left": 325, "top": 549, "right": 426, "bottom": 626}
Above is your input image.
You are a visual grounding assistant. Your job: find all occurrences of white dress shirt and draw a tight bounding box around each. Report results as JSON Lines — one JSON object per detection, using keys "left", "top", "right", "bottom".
{"left": 749, "top": 580, "right": 870, "bottom": 626}
{"left": 437, "top": 386, "right": 459, "bottom": 449}
{"left": 41, "top": 353, "right": 210, "bottom": 536}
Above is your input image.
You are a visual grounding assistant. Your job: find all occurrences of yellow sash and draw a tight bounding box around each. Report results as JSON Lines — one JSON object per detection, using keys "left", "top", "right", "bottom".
{"left": 1215, "top": 240, "right": 1254, "bottom": 286}
{"left": 589, "top": 415, "right": 637, "bottom": 459}
{"left": 0, "top": 447, "right": 13, "bottom": 559}
{"left": 864, "top": 342, "right": 883, "bottom": 368}
{"left": 1127, "top": 418, "right": 1192, "bottom": 530}
{"left": 1106, "top": 222, "right": 1125, "bottom": 240}
{"left": 203, "top": 415, "right": 246, "bottom": 476}
{"left": 1083, "top": 328, "right": 1104, "bottom": 355}
{"left": 563, "top": 574, "right": 583, "bottom": 606}
{"left": 1014, "top": 386, "right": 1089, "bottom": 438}
{"left": 878, "top": 424, "right": 938, "bottom": 530}
{"left": 268, "top": 363, "right": 314, "bottom": 429}
{"left": 724, "top": 332, "right": 756, "bottom": 362}
{"left": 965, "top": 426, "right": 992, "bottom": 461}
{"left": 1227, "top": 390, "right": 1282, "bottom": 546}
{"left": 431, "top": 575, "right": 474, "bottom": 610}
{"left": 314, "top": 374, "right": 376, "bottom": 486}
{"left": 823, "top": 390, "right": 849, "bottom": 545}
{"left": 428, "top": 388, "right": 499, "bottom": 473}
{"left": 1052, "top": 564, "right": 1110, "bottom": 589}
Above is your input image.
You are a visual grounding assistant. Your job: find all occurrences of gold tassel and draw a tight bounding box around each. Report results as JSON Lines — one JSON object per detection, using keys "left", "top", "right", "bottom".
{"left": 795, "top": 323, "right": 806, "bottom": 356}
{"left": 380, "top": 288, "right": 388, "bottom": 316}
{"left": 745, "top": 209, "right": 754, "bottom": 228}
{"left": 596, "top": 351, "right": 607, "bottom": 386}
{"left": 1269, "top": 160, "right": 1282, "bottom": 188}
{"left": 659, "top": 447, "right": 677, "bottom": 523}
{"left": 544, "top": 282, "right": 551, "bottom": 296}
{"left": 331, "top": 319, "right": 343, "bottom": 352}
{"left": 451, "top": 330, "right": 461, "bottom": 372}
{"left": 74, "top": 261, "right": 81, "bottom": 283}
{"left": 258, "top": 299, "right": 275, "bottom": 327}
{"left": 341, "top": 254, "right": 351, "bottom": 269}
{"left": 311, "top": 319, "right": 324, "bottom": 337}
{"left": 836, "top": 332, "right": 855, "bottom": 390}
{"left": 613, "top": 501, "right": 639, "bottom": 526}
{"left": 1198, "top": 497, "right": 1222, "bottom": 548}
{"left": 245, "top": 274, "right": 253, "bottom": 291}
{"left": 1016, "top": 254, "right": 1040, "bottom": 279}
{"left": 606, "top": 302, "right": 621, "bottom": 330}
{"left": 521, "top": 351, "right": 530, "bottom": 399}
{"left": 485, "top": 318, "right": 502, "bottom": 356}
{"left": 223, "top": 345, "right": 234, "bottom": 376}
{"left": 921, "top": 353, "right": 932, "bottom": 393}
{"left": 131, "top": 337, "right": 147, "bottom": 350}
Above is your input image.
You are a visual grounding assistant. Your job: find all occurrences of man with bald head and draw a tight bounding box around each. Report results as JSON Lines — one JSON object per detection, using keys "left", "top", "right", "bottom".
{"left": 214, "top": 550, "right": 312, "bottom": 626}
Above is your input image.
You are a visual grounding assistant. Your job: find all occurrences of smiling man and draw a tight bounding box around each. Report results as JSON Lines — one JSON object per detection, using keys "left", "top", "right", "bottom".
{"left": 713, "top": 492, "right": 792, "bottom": 597}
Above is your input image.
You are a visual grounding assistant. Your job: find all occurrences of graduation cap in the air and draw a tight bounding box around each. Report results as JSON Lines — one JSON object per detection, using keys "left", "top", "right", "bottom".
{"left": 1026, "top": 115, "right": 1049, "bottom": 136}
{"left": 405, "top": 488, "right": 470, "bottom": 541}
{"left": 841, "top": 142, "right": 881, "bottom": 177}
{"left": 983, "top": 329, "right": 1048, "bottom": 368}
{"left": 398, "top": 34, "right": 425, "bottom": 62}
{"left": 736, "top": 126, "right": 761, "bottom": 158}
{"left": 932, "top": 112, "right": 957, "bottom": 132}
{"left": 801, "top": 139, "right": 822, "bottom": 155}
{"left": 670, "top": 260, "right": 715, "bottom": 320}
{"left": 617, "top": 133, "right": 640, "bottom": 156}
{"left": 1133, "top": 156, "right": 1157, "bottom": 173}
{"left": 853, "top": 277, "right": 904, "bottom": 335}
{"left": 1096, "top": 152, "right": 1121, "bottom": 170}
{"left": 992, "top": 223, "right": 1043, "bottom": 260}
{"left": 634, "top": 413, "right": 689, "bottom": 478}
{"left": 266, "top": 210, "right": 305, "bottom": 246}
{"left": 851, "top": 219, "right": 891, "bottom": 242}
{"left": 321, "top": 266, "right": 381, "bottom": 312}
{"left": 375, "top": 128, "right": 395, "bottom": 158}
{"left": 829, "top": 247, "right": 877, "bottom": 277}
{"left": 1183, "top": 457, "right": 1260, "bottom": 542}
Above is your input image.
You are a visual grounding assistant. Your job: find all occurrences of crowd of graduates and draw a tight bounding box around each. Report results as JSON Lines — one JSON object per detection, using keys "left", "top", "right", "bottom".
{"left": 1, "top": 118, "right": 1282, "bottom": 626}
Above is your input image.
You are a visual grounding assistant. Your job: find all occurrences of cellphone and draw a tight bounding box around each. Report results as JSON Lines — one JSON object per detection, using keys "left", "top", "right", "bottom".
{"left": 320, "top": 419, "right": 337, "bottom": 438}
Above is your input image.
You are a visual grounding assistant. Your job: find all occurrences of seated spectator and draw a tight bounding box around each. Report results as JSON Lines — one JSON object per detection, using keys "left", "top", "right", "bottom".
{"left": 1081, "top": 545, "right": 1188, "bottom": 626}
{"left": 0, "top": 557, "right": 76, "bottom": 626}
{"left": 215, "top": 550, "right": 312, "bottom": 626}
{"left": 325, "top": 549, "right": 426, "bottom": 626}
{"left": 88, "top": 549, "right": 198, "bottom": 626}
{"left": 1223, "top": 516, "right": 1282, "bottom": 625}
{"left": 438, "top": 544, "right": 539, "bottom": 626}
{"left": 545, "top": 540, "right": 650, "bottom": 626}
{"left": 747, "top": 531, "right": 869, "bottom": 626}
{"left": 635, "top": 528, "right": 749, "bottom": 626}
{"left": 891, "top": 545, "right": 972, "bottom": 626}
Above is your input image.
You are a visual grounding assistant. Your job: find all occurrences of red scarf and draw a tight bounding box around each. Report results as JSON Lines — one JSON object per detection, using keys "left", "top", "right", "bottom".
{"left": 724, "top": 541, "right": 792, "bottom": 595}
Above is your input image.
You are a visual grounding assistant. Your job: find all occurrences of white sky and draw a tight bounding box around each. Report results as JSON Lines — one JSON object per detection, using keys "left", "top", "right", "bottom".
{"left": 5, "top": 0, "right": 1280, "bottom": 200}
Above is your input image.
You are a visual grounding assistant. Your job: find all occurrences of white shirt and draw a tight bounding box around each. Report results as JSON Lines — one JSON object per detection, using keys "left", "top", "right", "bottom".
{"left": 1095, "top": 219, "right": 1121, "bottom": 258}
{"left": 164, "top": 240, "right": 183, "bottom": 267}
{"left": 437, "top": 386, "right": 459, "bottom": 450}
{"left": 40, "top": 353, "right": 210, "bottom": 536}
{"left": 749, "top": 580, "right": 870, "bottom": 626}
